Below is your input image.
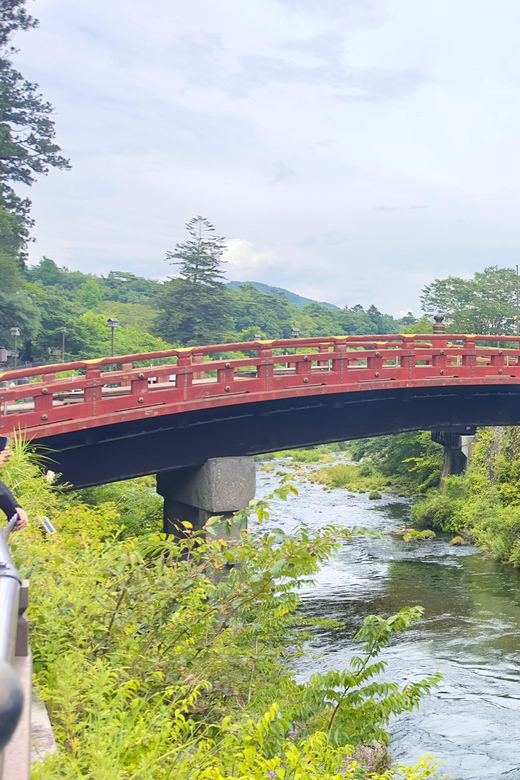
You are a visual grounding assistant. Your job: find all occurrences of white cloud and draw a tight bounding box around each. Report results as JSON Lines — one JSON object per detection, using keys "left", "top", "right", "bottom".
{"left": 225, "top": 239, "right": 279, "bottom": 280}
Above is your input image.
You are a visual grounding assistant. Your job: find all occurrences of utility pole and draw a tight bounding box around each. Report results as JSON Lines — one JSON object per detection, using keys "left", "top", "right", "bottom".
{"left": 9, "top": 327, "right": 20, "bottom": 369}
{"left": 60, "top": 327, "right": 67, "bottom": 362}
{"left": 516, "top": 263, "right": 520, "bottom": 336}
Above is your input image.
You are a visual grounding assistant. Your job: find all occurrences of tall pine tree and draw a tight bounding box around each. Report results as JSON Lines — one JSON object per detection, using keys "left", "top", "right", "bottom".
{"left": 165, "top": 216, "right": 227, "bottom": 286}
{"left": 156, "top": 217, "right": 232, "bottom": 345}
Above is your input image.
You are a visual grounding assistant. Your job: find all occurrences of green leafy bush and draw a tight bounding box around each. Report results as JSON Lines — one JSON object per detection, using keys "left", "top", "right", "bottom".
{"left": 347, "top": 433, "right": 443, "bottom": 494}
{"left": 310, "top": 463, "right": 389, "bottom": 492}
{"left": 411, "top": 428, "right": 520, "bottom": 568}
{"left": 78, "top": 476, "right": 163, "bottom": 537}
{"left": 3, "top": 445, "right": 443, "bottom": 778}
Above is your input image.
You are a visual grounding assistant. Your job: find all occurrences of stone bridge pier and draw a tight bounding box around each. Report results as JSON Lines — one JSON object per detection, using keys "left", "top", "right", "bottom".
{"left": 431, "top": 429, "right": 476, "bottom": 483}
{"left": 157, "top": 457, "right": 256, "bottom": 539}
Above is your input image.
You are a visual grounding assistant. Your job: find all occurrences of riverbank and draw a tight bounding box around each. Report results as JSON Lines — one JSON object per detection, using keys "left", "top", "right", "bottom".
{"left": 2, "top": 445, "right": 441, "bottom": 779}
{"left": 412, "top": 427, "right": 520, "bottom": 568}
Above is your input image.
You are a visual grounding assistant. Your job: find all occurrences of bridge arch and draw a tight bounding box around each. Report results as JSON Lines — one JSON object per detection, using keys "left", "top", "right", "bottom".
{"left": 1, "top": 333, "right": 520, "bottom": 488}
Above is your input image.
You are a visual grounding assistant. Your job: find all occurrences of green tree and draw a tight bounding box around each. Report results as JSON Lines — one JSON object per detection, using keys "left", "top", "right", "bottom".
{"left": 100, "top": 271, "right": 160, "bottom": 304}
{"left": 0, "top": 0, "right": 70, "bottom": 262}
{"left": 25, "top": 256, "right": 89, "bottom": 295}
{"left": 157, "top": 217, "right": 232, "bottom": 344}
{"left": 421, "top": 266, "right": 517, "bottom": 335}
{"left": 70, "top": 312, "right": 171, "bottom": 359}
{"left": 23, "top": 283, "right": 82, "bottom": 361}
{"left": 366, "top": 304, "right": 384, "bottom": 332}
{"left": 75, "top": 279, "right": 104, "bottom": 310}
{"left": 0, "top": 248, "right": 40, "bottom": 354}
{"left": 0, "top": 201, "right": 24, "bottom": 258}
{"left": 348, "top": 431, "right": 443, "bottom": 493}
{"left": 155, "top": 278, "right": 232, "bottom": 346}
{"left": 229, "top": 283, "right": 293, "bottom": 338}
{"left": 0, "top": 0, "right": 36, "bottom": 48}
{"left": 398, "top": 310, "right": 417, "bottom": 328}
{"left": 402, "top": 315, "right": 432, "bottom": 334}
{"left": 166, "top": 215, "right": 227, "bottom": 286}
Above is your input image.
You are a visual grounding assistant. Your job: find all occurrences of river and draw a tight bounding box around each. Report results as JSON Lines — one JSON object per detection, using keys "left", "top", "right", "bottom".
{"left": 256, "top": 460, "right": 520, "bottom": 780}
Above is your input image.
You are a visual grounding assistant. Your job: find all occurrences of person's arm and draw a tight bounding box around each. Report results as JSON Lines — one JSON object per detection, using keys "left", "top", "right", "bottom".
{"left": 0, "top": 482, "right": 27, "bottom": 531}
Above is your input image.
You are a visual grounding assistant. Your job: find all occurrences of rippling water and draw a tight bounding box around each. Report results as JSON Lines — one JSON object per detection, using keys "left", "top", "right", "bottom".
{"left": 256, "top": 463, "right": 520, "bottom": 780}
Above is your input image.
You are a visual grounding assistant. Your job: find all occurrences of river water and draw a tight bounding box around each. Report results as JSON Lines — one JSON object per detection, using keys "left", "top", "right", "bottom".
{"left": 256, "top": 462, "right": 520, "bottom": 780}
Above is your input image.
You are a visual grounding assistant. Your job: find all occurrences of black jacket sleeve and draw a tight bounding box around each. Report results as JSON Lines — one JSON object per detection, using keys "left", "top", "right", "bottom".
{"left": 0, "top": 481, "right": 20, "bottom": 519}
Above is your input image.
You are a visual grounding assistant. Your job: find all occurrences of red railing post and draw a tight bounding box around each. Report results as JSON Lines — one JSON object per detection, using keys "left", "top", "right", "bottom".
{"left": 317, "top": 344, "right": 329, "bottom": 367}
{"left": 257, "top": 347, "right": 273, "bottom": 390}
{"left": 217, "top": 361, "right": 235, "bottom": 389}
{"left": 131, "top": 374, "right": 148, "bottom": 398}
{"left": 193, "top": 352, "right": 204, "bottom": 381}
{"left": 177, "top": 355, "right": 193, "bottom": 401}
{"left": 367, "top": 350, "right": 383, "bottom": 377}
{"left": 296, "top": 355, "right": 312, "bottom": 381}
{"left": 491, "top": 351, "right": 506, "bottom": 373}
{"left": 34, "top": 390, "right": 53, "bottom": 415}
{"left": 400, "top": 337, "right": 414, "bottom": 379}
{"left": 432, "top": 349, "right": 447, "bottom": 373}
{"left": 84, "top": 366, "right": 101, "bottom": 411}
{"left": 121, "top": 362, "right": 133, "bottom": 388}
{"left": 463, "top": 338, "right": 475, "bottom": 375}
{"left": 332, "top": 341, "right": 346, "bottom": 382}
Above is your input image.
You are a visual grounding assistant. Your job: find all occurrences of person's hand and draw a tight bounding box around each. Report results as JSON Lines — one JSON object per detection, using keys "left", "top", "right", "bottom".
{"left": 0, "top": 446, "right": 12, "bottom": 469}
{"left": 13, "top": 507, "right": 28, "bottom": 532}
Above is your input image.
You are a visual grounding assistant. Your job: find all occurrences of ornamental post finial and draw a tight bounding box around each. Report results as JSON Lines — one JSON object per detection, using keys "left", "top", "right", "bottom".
{"left": 433, "top": 314, "right": 445, "bottom": 335}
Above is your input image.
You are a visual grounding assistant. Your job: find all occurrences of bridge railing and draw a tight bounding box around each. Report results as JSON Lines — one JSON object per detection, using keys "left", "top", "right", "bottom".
{"left": 1, "top": 333, "right": 520, "bottom": 438}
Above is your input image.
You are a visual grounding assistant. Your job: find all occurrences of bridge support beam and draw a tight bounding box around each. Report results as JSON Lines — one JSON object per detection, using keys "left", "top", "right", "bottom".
{"left": 156, "top": 457, "right": 256, "bottom": 539}
{"left": 431, "top": 430, "right": 476, "bottom": 483}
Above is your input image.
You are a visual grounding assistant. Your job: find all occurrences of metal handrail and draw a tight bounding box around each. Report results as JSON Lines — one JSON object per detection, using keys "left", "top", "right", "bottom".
{"left": 0, "top": 516, "right": 24, "bottom": 769}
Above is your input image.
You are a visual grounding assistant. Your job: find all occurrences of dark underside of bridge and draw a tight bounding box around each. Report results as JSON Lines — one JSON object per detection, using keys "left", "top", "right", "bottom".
{"left": 35, "top": 384, "right": 520, "bottom": 488}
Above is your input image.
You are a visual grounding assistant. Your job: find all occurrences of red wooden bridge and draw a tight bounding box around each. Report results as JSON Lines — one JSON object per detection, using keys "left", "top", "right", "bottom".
{"left": 1, "top": 333, "right": 520, "bottom": 487}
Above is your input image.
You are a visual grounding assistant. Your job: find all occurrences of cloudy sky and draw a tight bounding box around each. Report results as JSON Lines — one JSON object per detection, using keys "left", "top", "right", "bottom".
{"left": 13, "top": 0, "right": 520, "bottom": 313}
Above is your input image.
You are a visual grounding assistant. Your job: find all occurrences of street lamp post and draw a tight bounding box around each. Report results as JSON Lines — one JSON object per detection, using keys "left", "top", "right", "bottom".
{"left": 291, "top": 327, "right": 300, "bottom": 358}
{"left": 107, "top": 318, "right": 119, "bottom": 357}
{"left": 59, "top": 327, "right": 67, "bottom": 363}
{"left": 284, "top": 327, "right": 300, "bottom": 368}
{"left": 515, "top": 265, "right": 520, "bottom": 336}
{"left": 9, "top": 328, "right": 20, "bottom": 369}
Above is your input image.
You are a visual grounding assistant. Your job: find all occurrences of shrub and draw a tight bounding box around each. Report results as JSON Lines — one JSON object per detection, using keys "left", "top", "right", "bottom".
{"left": 411, "top": 493, "right": 458, "bottom": 531}
{"left": 77, "top": 476, "right": 163, "bottom": 537}
{"left": 4, "top": 445, "right": 443, "bottom": 778}
{"left": 310, "top": 463, "right": 388, "bottom": 493}
{"left": 450, "top": 537, "right": 464, "bottom": 546}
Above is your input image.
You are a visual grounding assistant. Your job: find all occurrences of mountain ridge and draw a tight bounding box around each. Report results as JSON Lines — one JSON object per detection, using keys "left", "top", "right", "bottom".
{"left": 226, "top": 280, "right": 339, "bottom": 310}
